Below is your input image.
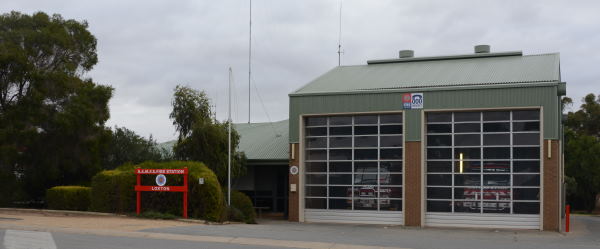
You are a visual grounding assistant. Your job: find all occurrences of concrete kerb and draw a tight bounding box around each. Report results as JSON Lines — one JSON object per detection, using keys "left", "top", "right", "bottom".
{"left": 0, "top": 208, "right": 127, "bottom": 217}
{"left": 0, "top": 208, "right": 240, "bottom": 225}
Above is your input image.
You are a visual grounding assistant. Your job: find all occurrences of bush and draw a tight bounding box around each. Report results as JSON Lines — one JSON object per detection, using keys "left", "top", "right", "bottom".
{"left": 90, "top": 161, "right": 225, "bottom": 221}
{"left": 229, "top": 190, "right": 256, "bottom": 224}
{"left": 90, "top": 170, "right": 136, "bottom": 213}
{"left": 46, "top": 186, "right": 91, "bottom": 211}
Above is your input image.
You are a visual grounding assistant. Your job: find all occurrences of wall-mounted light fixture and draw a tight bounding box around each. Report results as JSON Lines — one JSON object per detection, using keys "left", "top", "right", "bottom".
{"left": 459, "top": 153, "right": 464, "bottom": 173}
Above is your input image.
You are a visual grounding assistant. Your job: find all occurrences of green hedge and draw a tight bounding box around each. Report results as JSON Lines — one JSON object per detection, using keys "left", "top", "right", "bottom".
{"left": 229, "top": 190, "right": 256, "bottom": 224}
{"left": 90, "top": 161, "right": 225, "bottom": 221}
{"left": 46, "top": 186, "right": 91, "bottom": 211}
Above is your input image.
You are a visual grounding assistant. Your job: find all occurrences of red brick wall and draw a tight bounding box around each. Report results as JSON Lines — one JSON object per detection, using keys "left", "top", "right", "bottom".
{"left": 404, "top": 141, "right": 422, "bottom": 227}
{"left": 288, "top": 143, "right": 300, "bottom": 222}
{"left": 543, "top": 139, "right": 560, "bottom": 231}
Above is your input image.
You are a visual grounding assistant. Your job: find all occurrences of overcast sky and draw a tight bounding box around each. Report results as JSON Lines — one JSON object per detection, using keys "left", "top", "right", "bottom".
{"left": 2, "top": 0, "right": 599, "bottom": 142}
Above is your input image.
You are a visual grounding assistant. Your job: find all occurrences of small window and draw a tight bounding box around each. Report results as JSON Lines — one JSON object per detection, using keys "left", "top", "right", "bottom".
{"left": 306, "top": 137, "right": 327, "bottom": 148}
{"left": 354, "top": 149, "right": 377, "bottom": 160}
{"left": 329, "top": 116, "right": 352, "bottom": 125}
{"left": 483, "top": 111, "right": 510, "bottom": 121}
{"left": 454, "top": 134, "right": 480, "bottom": 146}
{"left": 305, "top": 198, "right": 326, "bottom": 209}
{"left": 454, "top": 123, "right": 480, "bottom": 133}
{"left": 380, "top": 114, "right": 402, "bottom": 124}
{"left": 427, "top": 161, "right": 452, "bottom": 172}
{"left": 330, "top": 137, "right": 351, "bottom": 148}
{"left": 427, "top": 174, "right": 452, "bottom": 186}
{"left": 427, "top": 113, "right": 452, "bottom": 122}
{"left": 380, "top": 125, "right": 402, "bottom": 134}
{"left": 427, "top": 187, "right": 452, "bottom": 199}
{"left": 306, "top": 162, "right": 327, "bottom": 172}
{"left": 380, "top": 136, "right": 403, "bottom": 147}
{"left": 354, "top": 161, "right": 377, "bottom": 173}
{"left": 513, "top": 122, "right": 540, "bottom": 131}
{"left": 355, "top": 136, "right": 377, "bottom": 147}
{"left": 428, "top": 148, "right": 452, "bottom": 159}
{"left": 427, "top": 201, "right": 452, "bottom": 212}
{"left": 329, "top": 126, "right": 352, "bottom": 135}
{"left": 483, "top": 122, "right": 510, "bottom": 132}
{"left": 306, "top": 186, "right": 326, "bottom": 197}
{"left": 428, "top": 124, "right": 452, "bottom": 133}
{"left": 483, "top": 134, "right": 510, "bottom": 146}
{"left": 513, "top": 133, "right": 540, "bottom": 145}
{"left": 329, "top": 162, "right": 352, "bottom": 172}
{"left": 355, "top": 126, "right": 378, "bottom": 135}
{"left": 354, "top": 115, "right": 378, "bottom": 124}
{"left": 305, "top": 117, "right": 326, "bottom": 126}
{"left": 454, "top": 112, "right": 480, "bottom": 122}
{"left": 512, "top": 110, "right": 539, "bottom": 120}
{"left": 329, "top": 149, "right": 352, "bottom": 160}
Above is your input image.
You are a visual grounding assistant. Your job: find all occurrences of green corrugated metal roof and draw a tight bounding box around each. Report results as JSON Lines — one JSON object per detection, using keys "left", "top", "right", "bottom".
{"left": 234, "top": 119, "right": 289, "bottom": 161}
{"left": 291, "top": 52, "right": 560, "bottom": 95}
{"left": 157, "top": 120, "right": 289, "bottom": 161}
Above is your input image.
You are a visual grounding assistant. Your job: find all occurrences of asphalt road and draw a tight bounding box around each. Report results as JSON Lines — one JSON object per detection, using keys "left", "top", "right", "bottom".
{"left": 1, "top": 215, "right": 599, "bottom": 249}
{"left": 1, "top": 230, "right": 301, "bottom": 249}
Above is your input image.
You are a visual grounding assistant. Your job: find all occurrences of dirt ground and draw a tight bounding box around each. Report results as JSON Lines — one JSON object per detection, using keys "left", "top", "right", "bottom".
{"left": 0, "top": 208, "right": 200, "bottom": 232}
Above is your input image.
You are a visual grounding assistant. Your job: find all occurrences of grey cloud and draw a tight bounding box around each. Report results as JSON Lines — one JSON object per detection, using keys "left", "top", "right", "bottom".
{"left": 2, "top": 0, "right": 599, "bottom": 142}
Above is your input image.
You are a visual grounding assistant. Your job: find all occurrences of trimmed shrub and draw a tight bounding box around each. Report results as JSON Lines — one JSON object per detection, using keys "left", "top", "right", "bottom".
{"left": 90, "top": 170, "right": 136, "bottom": 213}
{"left": 91, "top": 161, "right": 225, "bottom": 221}
{"left": 46, "top": 186, "right": 91, "bottom": 211}
{"left": 229, "top": 190, "right": 256, "bottom": 224}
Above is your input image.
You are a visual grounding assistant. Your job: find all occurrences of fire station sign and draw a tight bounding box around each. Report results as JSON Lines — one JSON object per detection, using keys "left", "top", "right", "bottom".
{"left": 402, "top": 93, "right": 423, "bottom": 109}
{"left": 135, "top": 168, "right": 188, "bottom": 218}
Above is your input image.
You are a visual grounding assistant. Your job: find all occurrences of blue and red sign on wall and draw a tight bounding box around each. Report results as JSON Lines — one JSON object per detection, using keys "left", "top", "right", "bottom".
{"left": 402, "top": 93, "right": 423, "bottom": 109}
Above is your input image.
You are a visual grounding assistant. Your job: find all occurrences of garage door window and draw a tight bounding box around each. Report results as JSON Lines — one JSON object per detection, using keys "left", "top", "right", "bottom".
{"left": 305, "top": 114, "right": 403, "bottom": 211}
{"left": 426, "top": 110, "right": 540, "bottom": 214}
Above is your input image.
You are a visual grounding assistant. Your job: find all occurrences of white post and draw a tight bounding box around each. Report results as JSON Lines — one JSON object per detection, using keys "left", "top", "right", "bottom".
{"left": 228, "top": 67, "right": 232, "bottom": 206}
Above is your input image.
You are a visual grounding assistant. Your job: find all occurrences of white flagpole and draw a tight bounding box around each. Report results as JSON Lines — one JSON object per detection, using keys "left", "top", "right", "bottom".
{"left": 228, "top": 67, "right": 232, "bottom": 206}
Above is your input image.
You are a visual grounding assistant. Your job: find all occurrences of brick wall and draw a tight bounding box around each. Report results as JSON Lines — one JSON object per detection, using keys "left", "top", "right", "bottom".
{"left": 404, "top": 141, "right": 422, "bottom": 227}
{"left": 543, "top": 139, "right": 560, "bottom": 231}
{"left": 288, "top": 143, "right": 300, "bottom": 222}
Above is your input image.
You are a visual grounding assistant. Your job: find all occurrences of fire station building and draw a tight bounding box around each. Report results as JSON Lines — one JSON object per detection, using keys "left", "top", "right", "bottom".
{"left": 286, "top": 45, "right": 566, "bottom": 231}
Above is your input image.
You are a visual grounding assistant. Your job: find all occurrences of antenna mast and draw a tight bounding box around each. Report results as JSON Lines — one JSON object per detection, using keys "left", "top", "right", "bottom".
{"left": 248, "top": 0, "right": 252, "bottom": 123}
{"left": 228, "top": 67, "right": 232, "bottom": 206}
{"left": 337, "top": 0, "right": 343, "bottom": 66}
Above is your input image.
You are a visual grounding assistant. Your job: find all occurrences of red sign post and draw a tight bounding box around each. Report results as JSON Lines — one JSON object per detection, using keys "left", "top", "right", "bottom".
{"left": 135, "top": 168, "right": 188, "bottom": 218}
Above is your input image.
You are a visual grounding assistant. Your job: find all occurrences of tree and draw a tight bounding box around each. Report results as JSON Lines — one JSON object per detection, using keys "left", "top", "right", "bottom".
{"left": 170, "top": 85, "right": 246, "bottom": 184}
{"left": 564, "top": 93, "right": 600, "bottom": 212}
{"left": 103, "top": 126, "right": 171, "bottom": 170}
{"left": 564, "top": 129, "right": 600, "bottom": 212}
{"left": 565, "top": 94, "right": 600, "bottom": 137}
{"left": 0, "top": 11, "right": 112, "bottom": 204}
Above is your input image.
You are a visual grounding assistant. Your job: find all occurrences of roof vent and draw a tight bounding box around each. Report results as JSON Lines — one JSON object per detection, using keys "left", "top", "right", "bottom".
{"left": 399, "top": 50, "right": 414, "bottom": 58}
{"left": 474, "top": 45, "right": 490, "bottom": 53}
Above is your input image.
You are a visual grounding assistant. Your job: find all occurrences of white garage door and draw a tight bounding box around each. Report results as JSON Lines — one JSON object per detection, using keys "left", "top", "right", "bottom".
{"left": 425, "top": 110, "right": 541, "bottom": 229}
{"left": 303, "top": 114, "right": 404, "bottom": 225}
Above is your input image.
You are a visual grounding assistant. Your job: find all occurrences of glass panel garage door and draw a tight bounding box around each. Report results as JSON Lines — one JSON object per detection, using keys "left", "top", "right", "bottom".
{"left": 304, "top": 114, "right": 403, "bottom": 224}
{"left": 425, "top": 110, "right": 540, "bottom": 229}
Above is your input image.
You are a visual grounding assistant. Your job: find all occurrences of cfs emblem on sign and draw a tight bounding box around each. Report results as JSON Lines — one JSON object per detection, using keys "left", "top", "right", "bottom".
{"left": 402, "top": 93, "right": 423, "bottom": 109}
{"left": 155, "top": 174, "right": 167, "bottom": 186}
